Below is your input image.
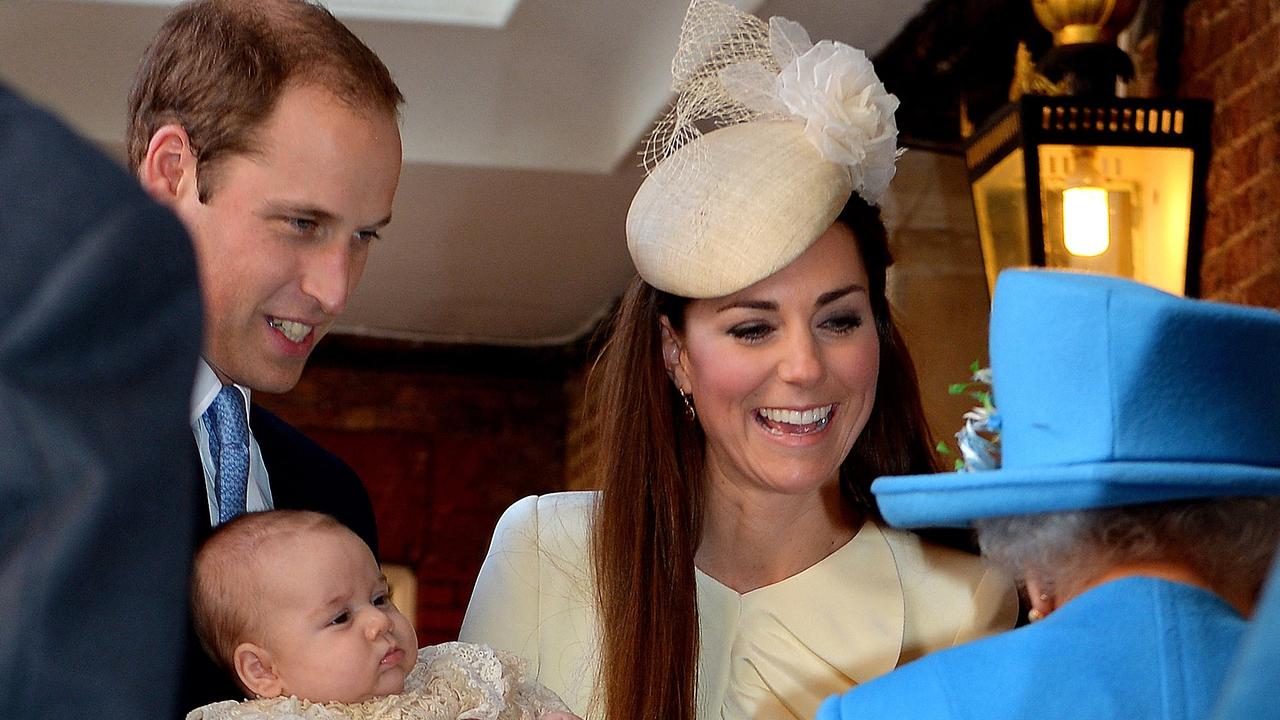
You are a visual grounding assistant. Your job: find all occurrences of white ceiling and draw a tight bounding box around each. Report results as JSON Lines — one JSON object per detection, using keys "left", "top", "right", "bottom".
{"left": 69, "top": 0, "right": 525, "bottom": 26}
{"left": 0, "top": 0, "right": 935, "bottom": 345}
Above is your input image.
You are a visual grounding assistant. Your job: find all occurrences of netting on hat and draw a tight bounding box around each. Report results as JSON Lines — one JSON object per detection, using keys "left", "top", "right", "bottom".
{"left": 641, "top": 0, "right": 781, "bottom": 173}
{"left": 640, "top": 0, "right": 903, "bottom": 204}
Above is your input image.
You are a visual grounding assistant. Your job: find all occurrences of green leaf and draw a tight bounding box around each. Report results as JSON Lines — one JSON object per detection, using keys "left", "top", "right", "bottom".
{"left": 935, "top": 441, "right": 952, "bottom": 455}
{"left": 948, "top": 383, "right": 968, "bottom": 395}
{"left": 954, "top": 458, "right": 966, "bottom": 471}
{"left": 969, "top": 359, "right": 981, "bottom": 373}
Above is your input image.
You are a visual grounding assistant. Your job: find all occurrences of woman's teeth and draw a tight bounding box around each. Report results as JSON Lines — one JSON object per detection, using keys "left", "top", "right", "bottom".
{"left": 268, "top": 318, "right": 312, "bottom": 343}
{"left": 757, "top": 404, "right": 834, "bottom": 435}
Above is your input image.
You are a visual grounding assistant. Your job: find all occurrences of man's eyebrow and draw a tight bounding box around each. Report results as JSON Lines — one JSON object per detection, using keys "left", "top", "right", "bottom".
{"left": 262, "top": 203, "right": 393, "bottom": 229}
{"left": 263, "top": 203, "right": 336, "bottom": 222}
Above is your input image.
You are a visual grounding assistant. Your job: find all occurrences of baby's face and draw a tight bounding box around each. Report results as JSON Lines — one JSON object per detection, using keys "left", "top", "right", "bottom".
{"left": 251, "top": 527, "right": 418, "bottom": 703}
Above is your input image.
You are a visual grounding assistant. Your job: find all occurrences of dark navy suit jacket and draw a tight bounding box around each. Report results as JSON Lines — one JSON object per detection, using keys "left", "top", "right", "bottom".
{"left": 1, "top": 83, "right": 202, "bottom": 719}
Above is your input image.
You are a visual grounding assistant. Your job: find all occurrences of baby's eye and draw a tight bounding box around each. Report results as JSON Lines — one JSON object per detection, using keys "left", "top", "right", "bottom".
{"left": 329, "top": 611, "right": 351, "bottom": 626}
{"left": 372, "top": 593, "right": 390, "bottom": 607}
{"left": 727, "top": 322, "right": 773, "bottom": 342}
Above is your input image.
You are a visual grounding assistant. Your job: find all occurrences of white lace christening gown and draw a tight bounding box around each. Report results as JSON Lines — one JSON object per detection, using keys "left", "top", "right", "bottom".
{"left": 186, "top": 642, "right": 569, "bottom": 720}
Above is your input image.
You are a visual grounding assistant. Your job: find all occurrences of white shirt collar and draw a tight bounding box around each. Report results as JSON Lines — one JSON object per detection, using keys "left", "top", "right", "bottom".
{"left": 190, "top": 358, "right": 253, "bottom": 425}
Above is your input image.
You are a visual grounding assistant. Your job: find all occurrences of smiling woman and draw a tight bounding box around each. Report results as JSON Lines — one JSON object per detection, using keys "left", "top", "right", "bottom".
{"left": 458, "top": 2, "right": 1018, "bottom": 719}
{"left": 663, "top": 224, "right": 880, "bottom": 520}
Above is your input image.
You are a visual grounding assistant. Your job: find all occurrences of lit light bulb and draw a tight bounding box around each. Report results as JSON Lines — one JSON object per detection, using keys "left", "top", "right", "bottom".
{"left": 1062, "top": 186, "right": 1110, "bottom": 257}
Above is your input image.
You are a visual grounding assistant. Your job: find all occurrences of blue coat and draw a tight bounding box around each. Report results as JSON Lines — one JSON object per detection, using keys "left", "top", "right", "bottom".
{"left": 1213, "top": 554, "right": 1280, "bottom": 719}
{"left": 817, "top": 577, "right": 1245, "bottom": 720}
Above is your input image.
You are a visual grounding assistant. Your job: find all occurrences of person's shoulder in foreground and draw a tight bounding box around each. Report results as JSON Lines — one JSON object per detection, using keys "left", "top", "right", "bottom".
{"left": 2, "top": 82, "right": 194, "bottom": 280}
{"left": 2, "top": 82, "right": 201, "bottom": 719}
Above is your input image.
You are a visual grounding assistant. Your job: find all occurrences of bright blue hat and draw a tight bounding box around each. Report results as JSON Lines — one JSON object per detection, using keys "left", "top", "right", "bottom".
{"left": 872, "top": 269, "right": 1280, "bottom": 528}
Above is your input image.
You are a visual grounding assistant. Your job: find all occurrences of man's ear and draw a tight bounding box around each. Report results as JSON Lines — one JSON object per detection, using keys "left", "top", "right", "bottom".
{"left": 659, "top": 316, "right": 690, "bottom": 392}
{"left": 233, "top": 642, "right": 283, "bottom": 700}
{"left": 137, "top": 123, "right": 199, "bottom": 207}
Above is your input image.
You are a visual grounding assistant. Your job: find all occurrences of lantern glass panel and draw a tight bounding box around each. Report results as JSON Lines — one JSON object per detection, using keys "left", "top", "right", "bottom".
{"left": 971, "top": 149, "right": 1030, "bottom": 296}
{"left": 1038, "top": 144, "right": 1195, "bottom": 295}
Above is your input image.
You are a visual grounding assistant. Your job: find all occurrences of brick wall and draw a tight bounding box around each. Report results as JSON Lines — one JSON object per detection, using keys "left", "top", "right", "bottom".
{"left": 255, "top": 338, "right": 580, "bottom": 645}
{"left": 1179, "top": 0, "right": 1280, "bottom": 307}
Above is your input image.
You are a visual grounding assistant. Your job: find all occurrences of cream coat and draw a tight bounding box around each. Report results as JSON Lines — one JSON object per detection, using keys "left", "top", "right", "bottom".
{"left": 460, "top": 492, "right": 1017, "bottom": 720}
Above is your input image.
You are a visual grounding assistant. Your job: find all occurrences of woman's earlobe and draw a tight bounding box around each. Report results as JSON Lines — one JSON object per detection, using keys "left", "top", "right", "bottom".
{"left": 1023, "top": 575, "right": 1057, "bottom": 622}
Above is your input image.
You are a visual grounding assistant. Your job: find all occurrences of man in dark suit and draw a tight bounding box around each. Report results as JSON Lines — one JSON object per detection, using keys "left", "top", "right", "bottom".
{"left": 1, "top": 83, "right": 202, "bottom": 718}
{"left": 125, "top": 0, "right": 405, "bottom": 711}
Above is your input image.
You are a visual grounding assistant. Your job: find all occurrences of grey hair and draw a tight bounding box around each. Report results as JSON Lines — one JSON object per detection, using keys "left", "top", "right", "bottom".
{"left": 975, "top": 497, "right": 1280, "bottom": 602}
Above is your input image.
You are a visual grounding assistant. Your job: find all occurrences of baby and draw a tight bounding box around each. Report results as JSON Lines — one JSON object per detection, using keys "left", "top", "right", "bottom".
{"left": 187, "top": 510, "right": 576, "bottom": 720}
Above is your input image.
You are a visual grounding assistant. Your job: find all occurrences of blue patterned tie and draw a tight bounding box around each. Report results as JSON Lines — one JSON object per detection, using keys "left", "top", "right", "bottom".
{"left": 202, "top": 385, "right": 250, "bottom": 525}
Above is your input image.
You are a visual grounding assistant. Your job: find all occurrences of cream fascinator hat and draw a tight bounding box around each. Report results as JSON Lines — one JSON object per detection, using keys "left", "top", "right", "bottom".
{"left": 626, "top": 0, "right": 901, "bottom": 298}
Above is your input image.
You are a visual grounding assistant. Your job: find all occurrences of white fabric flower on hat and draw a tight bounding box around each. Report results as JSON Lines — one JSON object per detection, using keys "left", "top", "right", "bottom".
{"left": 776, "top": 38, "right": 901, "bottom": 203}
{"left": 716, "top": 14, "right": 902, "bottom": 205}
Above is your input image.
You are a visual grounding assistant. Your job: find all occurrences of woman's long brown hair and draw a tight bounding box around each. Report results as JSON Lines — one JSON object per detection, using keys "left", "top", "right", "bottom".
{"left": 589, "top": 194, "right": 938, "bottom": 719}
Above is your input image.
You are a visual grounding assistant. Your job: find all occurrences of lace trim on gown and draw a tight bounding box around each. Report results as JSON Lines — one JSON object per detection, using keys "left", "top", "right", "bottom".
{"left": 186, "top": 642, "right": 569, "bottom": 720}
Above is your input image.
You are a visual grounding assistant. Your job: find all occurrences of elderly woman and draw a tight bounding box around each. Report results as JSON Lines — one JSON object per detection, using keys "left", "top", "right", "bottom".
{"left": 819, "top": 269, "right": 1280, "bottom": 720}
{"left": 459, "top": 2, "right": 1016, "bottom": 719}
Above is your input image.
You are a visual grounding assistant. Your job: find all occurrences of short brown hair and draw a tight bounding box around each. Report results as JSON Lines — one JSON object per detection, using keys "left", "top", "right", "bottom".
{"left": 191, "top": 510, "right": 347, "bottom": 685}
{"left": 126, "top": 0, "right": 403, "bottom": 200}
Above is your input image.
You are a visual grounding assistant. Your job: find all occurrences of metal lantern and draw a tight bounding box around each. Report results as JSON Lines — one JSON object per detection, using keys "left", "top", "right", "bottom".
{"left": 964, "top": 0, "right": 1213, "bottom": 297}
